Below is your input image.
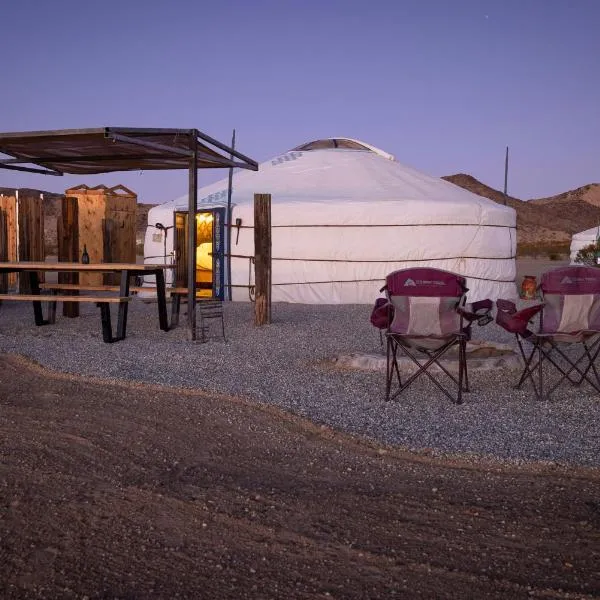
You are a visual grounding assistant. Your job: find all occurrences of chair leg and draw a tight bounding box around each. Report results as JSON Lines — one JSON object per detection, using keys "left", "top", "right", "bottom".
{"left": 389, "top": 340, "right": 461, "bottom": 403}
{"left": 385, "top": 337, "right": 402, "bottom": 401}
{"left": 385, "top": 337, "right": 393, "bottom": 401}
{"left": 584, "top": 340, "right": 600, "bottom": 389}
{"left": 457, "top": 339, "right": 464, "bottom": 405}
{"left": 515, "top": 337, "right": 544, "bottom": 400}
{"left": 461, "top": 337, "right": 470, "bottom": 393}
{"left": 538, "top": 343, "right": 544, "bottom": 400}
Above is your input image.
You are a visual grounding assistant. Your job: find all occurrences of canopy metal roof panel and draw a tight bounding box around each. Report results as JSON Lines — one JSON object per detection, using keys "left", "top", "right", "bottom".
{"left": 0, "top": 127, "right": 258, "bottom": 176}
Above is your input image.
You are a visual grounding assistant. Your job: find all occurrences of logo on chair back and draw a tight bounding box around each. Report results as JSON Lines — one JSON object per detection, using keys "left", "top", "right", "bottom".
{"left": 404, "top": 278, "right": 444, "bottom": 287}
{"left": 560, "top": 276, "right": 595, "bottom": 285}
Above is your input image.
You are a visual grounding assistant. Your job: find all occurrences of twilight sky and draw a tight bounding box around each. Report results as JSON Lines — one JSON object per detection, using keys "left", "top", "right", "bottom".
{"left": 1, "top": 0, "right": 598, "bottom": 203}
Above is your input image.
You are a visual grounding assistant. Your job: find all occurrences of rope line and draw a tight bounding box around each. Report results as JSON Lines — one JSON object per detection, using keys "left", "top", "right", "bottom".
{"left": 269, "top": 275, "right": 516, "bottom": 286}
{"left": 225, "top": 253, "right": 516, "bottom": 263}
{"left": 230, "top": 223, "right": 516, "bottom": 229}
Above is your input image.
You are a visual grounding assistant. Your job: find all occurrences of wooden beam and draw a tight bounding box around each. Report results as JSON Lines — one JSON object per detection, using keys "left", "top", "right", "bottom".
{"left": 254, "top": 194, "right": 272, "bottom": 326}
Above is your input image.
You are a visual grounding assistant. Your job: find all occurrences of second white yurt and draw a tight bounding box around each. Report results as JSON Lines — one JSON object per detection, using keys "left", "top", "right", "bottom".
{"left": 570, "top": 226, "right": 599, "bottom": 263}
{"left": 144, "top": 138, "right": 517, "bottom": 303}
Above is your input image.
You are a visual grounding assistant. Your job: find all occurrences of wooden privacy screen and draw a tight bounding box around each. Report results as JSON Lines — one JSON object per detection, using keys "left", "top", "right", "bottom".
{"left": 0, "top": 208, "right": 7, "bottom": 292}
{"left": 57, "top": 196, "right": 80, "bottom": 317}
{"left": 63, "top": 184, "right": 137, "bottom": 285}
{"left": 17, "top": 192, "right": 45, "bottom": 293}
{"left": 0, "top": 195, "right": 17, "bottom": 290}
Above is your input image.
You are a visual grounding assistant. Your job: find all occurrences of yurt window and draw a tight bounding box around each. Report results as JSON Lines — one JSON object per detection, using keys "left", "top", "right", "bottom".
{"left": 292, "top": 138, "right": 373, "bottom": 152}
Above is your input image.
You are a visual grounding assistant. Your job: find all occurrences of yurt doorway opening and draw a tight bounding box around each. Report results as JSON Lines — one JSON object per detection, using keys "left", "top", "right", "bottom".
{"left": 174, "top": 208, "right": 225, "bottom": 300}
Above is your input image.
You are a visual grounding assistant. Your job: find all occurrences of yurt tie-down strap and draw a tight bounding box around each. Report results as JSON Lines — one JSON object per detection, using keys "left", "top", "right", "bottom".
{"left": 228, "top": 252, "right": 517, "bottom": 286}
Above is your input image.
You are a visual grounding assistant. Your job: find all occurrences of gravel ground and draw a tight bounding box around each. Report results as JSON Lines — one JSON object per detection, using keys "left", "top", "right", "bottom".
{"left": 0, "top": 299, "right": 598, "bottom": 468}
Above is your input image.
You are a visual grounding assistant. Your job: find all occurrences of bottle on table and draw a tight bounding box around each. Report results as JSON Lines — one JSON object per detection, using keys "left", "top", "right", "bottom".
{"left": 81, "top": 245, "right": 90, "bottom": 264}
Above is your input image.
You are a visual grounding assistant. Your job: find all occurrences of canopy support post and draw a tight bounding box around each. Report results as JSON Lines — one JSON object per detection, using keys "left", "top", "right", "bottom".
{"left": 226, "top": 129, "right": 236, "bottom": 301}
{"left": 187, "top": 131, "right": 198, "bottom": 340}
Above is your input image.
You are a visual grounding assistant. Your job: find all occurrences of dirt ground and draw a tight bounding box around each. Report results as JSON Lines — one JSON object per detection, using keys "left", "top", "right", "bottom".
{"left": 1, "top": 354, "right": 599, "bottom": 600}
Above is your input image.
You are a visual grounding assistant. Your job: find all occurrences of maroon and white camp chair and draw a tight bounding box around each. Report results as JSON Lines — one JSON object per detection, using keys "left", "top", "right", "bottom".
{"left": 496, "top": 265, "right": 600, "bottom": 400}
{"left": 371, "top": 268, "right": 493, "bottom": 404}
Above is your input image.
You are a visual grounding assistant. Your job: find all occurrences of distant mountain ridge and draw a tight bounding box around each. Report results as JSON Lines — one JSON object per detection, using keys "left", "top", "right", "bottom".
{"left": 442, "top": 174, "right": 600, "bottom": 245}
{"left": 4, "top": 177, "right": 600, "bottom": 252}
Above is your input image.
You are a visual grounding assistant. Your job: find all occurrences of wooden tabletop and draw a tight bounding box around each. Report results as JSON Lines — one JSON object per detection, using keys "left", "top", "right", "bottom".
{"left": 0, "top": 262, "right": 171, "bottom": 271}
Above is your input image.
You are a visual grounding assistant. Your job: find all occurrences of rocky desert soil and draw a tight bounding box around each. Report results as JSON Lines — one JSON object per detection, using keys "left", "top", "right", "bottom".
{"left": 1, "top": 354, "right": 599, "bottom": 599}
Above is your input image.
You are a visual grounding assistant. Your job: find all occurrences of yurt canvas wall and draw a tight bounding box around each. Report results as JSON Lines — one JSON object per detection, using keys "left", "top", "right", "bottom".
{"left": 144, "top": 139, "right": 517, "bottom": 303}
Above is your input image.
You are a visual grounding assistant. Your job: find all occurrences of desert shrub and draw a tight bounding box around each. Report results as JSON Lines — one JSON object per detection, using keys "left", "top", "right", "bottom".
{"left": 574, "top": 242, "right": 600, "bottom": 267}
{"left": 517, "top": 242, "right": 570, "bottom": 258}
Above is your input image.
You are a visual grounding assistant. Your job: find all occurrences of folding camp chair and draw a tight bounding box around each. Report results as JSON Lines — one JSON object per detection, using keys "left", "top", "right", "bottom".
{"left": 496, "top": 265, "right": 600, "bottom": 400}
{"left": 371, "top": 268, "right": 493, "bottom": 404}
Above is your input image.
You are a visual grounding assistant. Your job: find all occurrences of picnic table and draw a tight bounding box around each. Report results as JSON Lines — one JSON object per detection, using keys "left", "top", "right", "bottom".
{"left": 0, "top": 261, "right": 171, "bottom": 343}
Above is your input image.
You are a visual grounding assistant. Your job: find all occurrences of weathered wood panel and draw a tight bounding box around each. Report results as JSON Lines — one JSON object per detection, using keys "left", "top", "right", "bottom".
{"left": 0, "top": 195, "right": 17, "bottom": 288}
{"left": 17, "top": 193, "right": 45, "bottom": 293}
{"left": 104, "top": 186, "right": 136, "bottom": 284}
{"left": 65, "top": 184, "right": 137, "bottom": 286}
{"left": 57, "top": 196, "right": 80, "bottom": 317}
{"left": 66, "top": 187, "right": 105, "bottom": 286}
{"left": 0, "top": 209, "right": 7, "bottom": 292}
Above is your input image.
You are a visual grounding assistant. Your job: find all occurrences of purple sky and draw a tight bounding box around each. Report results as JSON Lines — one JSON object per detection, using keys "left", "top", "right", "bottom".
{"left": 1, "top": 0, "right": 599, "bottom": 203}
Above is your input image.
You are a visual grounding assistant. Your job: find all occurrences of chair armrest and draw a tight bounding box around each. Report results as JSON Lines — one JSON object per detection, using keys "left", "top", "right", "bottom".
{"left": 370, "top": 297, "right": 393, "bottom": 329}
{"left": 496, "top": 298, "right": 517, "bottom": 314}
{"left": 495, "top": 299, "right": 543, "bottom": 335}
{"left": 459, "top": 299, "right": 494, "bottom": 326}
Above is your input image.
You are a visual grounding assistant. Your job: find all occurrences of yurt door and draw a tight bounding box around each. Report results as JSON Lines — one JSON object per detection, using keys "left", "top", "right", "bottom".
{"left": 173, "top": 208, "right": 225, "bottom": 301}
{"left": 174, "top": 212, "right": 187, "bottom": 289}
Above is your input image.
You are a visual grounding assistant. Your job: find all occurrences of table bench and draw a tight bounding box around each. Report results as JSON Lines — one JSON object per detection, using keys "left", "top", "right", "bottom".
{"left": 0, "top": 262, "right": 171, "bottom": 343}
{"left": 39, "top": 282, "right": 189, "bottom": 328}
{"left": 38, "top": 282, "right": 225, "bottom": 340}
{"left": 0, "top": 294, "right": 131, "bottom": 343}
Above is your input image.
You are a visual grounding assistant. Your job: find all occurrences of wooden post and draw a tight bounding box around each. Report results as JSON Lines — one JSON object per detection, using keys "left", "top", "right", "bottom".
{"left": 0, "top": 209, "right": 7, "bottom": 292}
{"left": 187, "top": 132, "right": 199, "bottom": 340}
{"left": 102, "top": 218, "right": 116, "bottom": 285}
{"left": 58, "top": 196, "right": 80, "bottom": 317}
{"left": 254, "top": 193, "right": 271, "bottom": 326}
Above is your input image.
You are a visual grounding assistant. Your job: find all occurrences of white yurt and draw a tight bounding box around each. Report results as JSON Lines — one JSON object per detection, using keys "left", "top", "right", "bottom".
{"left": 570, "top": 226, "right": 599, "bottom": 263}
{"left": 144, "top": 138, "right": 517, "bottom": 303}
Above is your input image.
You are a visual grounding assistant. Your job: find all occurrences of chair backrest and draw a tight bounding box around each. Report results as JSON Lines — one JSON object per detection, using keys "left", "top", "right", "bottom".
{"left": 385, "top": 268, "right": 467, "bottom": 336}
{"left": 540, "top": 266, "right": 600, "bottom": 334}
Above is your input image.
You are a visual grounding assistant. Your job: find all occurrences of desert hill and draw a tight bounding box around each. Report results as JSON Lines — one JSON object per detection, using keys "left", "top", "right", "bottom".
{"left": 4, "top": 176, "right": 600, "bottom": 255}
{"left": 443, "top": 174, "right": 600, "bottom": 246}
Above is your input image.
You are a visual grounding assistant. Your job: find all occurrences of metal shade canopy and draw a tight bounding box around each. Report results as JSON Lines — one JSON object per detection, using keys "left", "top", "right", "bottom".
{"left": 0, "top": 127, "right": 257, "bottom": 175}
{"left": 0, "top": 126, "right": 259, "bottom": 341}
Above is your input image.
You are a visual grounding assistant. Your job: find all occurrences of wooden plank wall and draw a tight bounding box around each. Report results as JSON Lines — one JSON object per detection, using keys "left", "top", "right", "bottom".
{"left": 66, "top": 187, "right": 106, "bottom": 286}
{"left": 17, "top": 192, "right": 45, "bottom": 293}
{"left": 104, "top": 189, "right": 136, "bottom": 285}
{"left": 0, "top": 195, "right": 17, "bottom": 289}
{"left": 57, "top": 196, "right": 80, "bottom": 317}
{"left": 65, "top": 185, "right": 137, "bottom": 286}
{"left": 0, "top": 209, "right": 7, "bottom": 292}
{"left": 105, "top": 191, "right": 136, "bottom": 263}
